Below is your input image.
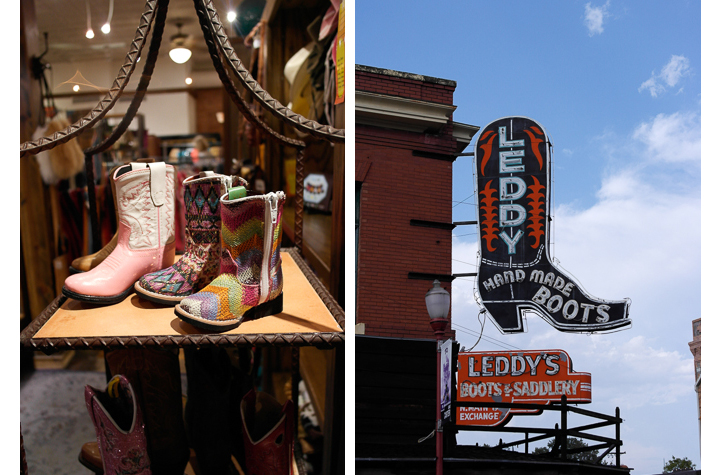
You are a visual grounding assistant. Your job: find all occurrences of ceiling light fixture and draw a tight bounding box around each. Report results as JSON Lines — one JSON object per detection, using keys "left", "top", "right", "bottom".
{"left": 101, "top": 0, "right": 114, "bottom": 34}
{"left": 85, "top": 0, "right": 94, "bottom": 38}
{"left": 73, "top": 85, "right": 81, "bottom": 92}
{"left": 169, "top": 23, "right": 192, "bottom": 64}
{"left": 227, "top": 10, "right": 237, "bottom": 22}
{"left": 185, "top": 77, "right": 193, "bottom": 85}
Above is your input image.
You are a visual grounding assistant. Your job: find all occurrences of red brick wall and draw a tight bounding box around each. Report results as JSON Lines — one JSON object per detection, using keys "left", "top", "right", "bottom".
{"left": 356, "top": 67, "right": 457, "bottom": 339}
{"left": 355, "top": 69, "right": 455, "bottom": 105}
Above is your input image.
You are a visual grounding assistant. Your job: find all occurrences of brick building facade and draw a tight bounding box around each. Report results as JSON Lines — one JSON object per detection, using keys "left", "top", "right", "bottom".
{"left": 689, "top": 318, "right": 700, "bottom": 444}
{"left": 355, "top": 64, "right": 477, "bottom": 339}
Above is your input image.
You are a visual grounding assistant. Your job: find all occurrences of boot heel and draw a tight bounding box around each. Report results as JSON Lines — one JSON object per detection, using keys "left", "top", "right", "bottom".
{"left": 243, "top": 293, "right": 284, "bottom": 322}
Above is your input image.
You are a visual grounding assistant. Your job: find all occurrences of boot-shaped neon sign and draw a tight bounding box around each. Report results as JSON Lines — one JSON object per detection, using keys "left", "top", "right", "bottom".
{"left": 475, "top": 116, "right": 631, "bottom": 333}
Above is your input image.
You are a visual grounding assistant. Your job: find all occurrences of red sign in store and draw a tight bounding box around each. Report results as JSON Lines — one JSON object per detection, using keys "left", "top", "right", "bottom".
{"left": 456, "top": 349, "right": 591, "bottom": 427}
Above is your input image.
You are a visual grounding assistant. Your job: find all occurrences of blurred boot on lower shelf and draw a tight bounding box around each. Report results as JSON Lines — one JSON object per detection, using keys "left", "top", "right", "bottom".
{"left": 240, "top": 389, "right": 294, "bottom": 475}
{"left": 85, "top": 375, "right": 151, "bottom": 475}
{"left": 105, "top": 348, "right": 190, "bottom": 475}
{"left": 184, "top": 347, "right": 251, "bottom": 474}
{"left": 78, "top": 441, "right": 103, "bottom": 474}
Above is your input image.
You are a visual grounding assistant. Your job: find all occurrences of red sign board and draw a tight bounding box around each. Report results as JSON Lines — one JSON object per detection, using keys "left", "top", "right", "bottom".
{"left": 456, "top": 349, "right": 591, "bottom": 427}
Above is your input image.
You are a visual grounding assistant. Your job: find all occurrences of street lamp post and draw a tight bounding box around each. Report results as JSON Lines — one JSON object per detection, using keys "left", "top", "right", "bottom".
{"left": 426, "top": 280, "right": 451, "bottom": 475}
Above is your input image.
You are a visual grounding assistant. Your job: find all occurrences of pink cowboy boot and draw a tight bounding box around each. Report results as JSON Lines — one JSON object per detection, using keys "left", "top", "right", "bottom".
{"left": 134, "top": 172, "right": 247, "bottom": 305}
{"left": 85, "top": 375, "right": 151, "bottom": 475}
{"left": 63, "top": 162, "right": 176, "bottom": 305}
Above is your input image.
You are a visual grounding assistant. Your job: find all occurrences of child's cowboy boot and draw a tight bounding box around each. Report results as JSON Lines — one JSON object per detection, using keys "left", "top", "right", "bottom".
{"left": 85, "top": 375, "right": 151, "bottom": 475}
{"left": 174, "top": 190, "right": 286, "bottom": 332}
{"left": 70, "top": 159, "right": 155, "bottom": 274}
{"left": 240, "top": 389, "right": 294, "bottom": 475}
{"left": 62, "top": 162, "right": 176, "bottom": 305}
{"left": 474, "top": 116, "right": 631, "bottom": 333}
{"left": 134, "top": 172, "right": 247, "bottom": 305}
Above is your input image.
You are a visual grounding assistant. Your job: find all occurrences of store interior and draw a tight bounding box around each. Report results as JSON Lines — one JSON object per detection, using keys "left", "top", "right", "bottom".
{"left": 20, "top": 0, "right": 344, "bottom": 473}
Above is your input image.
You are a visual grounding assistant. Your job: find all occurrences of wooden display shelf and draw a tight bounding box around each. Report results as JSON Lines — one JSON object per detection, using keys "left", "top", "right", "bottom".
{"left": 20, "top": 248, "right": 344, "bottom": 353}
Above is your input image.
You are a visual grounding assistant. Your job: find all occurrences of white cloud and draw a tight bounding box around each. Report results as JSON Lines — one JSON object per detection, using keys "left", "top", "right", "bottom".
{"left": 632, "top": 111, "right": 700, "bottom": 163}
{"left": 584, "top": 1, "right": 610, "bottom": 36}
{"left": 639, "top": 55, "right": 690, "bottom": 97}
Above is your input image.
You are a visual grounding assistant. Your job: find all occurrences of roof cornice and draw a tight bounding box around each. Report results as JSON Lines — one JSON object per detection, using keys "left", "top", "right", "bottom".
{"left": 355, "top": 90, "right": 457, "bottom": 134}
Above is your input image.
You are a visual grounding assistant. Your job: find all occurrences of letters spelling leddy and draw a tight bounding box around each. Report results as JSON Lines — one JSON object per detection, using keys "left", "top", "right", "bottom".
{"left": 455, "top": 349, "right": 591, "bottom": 427}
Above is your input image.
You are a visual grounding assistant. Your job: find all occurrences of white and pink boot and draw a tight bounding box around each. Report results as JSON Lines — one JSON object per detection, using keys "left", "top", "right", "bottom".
{"left": 63, "top": 162, "right": 176, "bottom": 305}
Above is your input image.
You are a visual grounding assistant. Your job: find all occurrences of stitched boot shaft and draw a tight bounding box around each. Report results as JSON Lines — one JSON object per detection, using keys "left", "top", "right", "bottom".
{"left": 175, "top": 191, "right": 286, "bottom": 332}
{"left": 135, "top": 172, "right": 247, "bottom": 304}
{"left": 85, "top": 375, "right": 151, "bottom": 475}
{"left": 63, "top": 162, "right": 176, "bottom": 304}
{"left": 475, "top": 116, "right": 630, "bottom": 333}
{"left": 240, "top": 389, "right": 294, "bottom": 475}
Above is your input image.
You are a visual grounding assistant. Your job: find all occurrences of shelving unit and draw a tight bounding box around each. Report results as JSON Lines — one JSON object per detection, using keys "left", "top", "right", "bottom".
{"left": 20, "top": 0, "right": 345, "bottom": 472}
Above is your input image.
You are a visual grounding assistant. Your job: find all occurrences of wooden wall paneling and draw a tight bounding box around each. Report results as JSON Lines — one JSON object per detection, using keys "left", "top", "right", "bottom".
{"left": 21, "top": 0, "right": 56, "bottom": 321}
{"left": 194, "top": 88, "right": 225, "bottom": 137}
{"left": 330, "top": 102, "right": 344, "bottom": 307}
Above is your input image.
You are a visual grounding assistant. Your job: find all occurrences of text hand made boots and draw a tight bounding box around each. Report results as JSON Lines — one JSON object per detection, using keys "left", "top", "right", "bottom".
{"left": 134, "top": 172, "right": 248, "bottom": 305}
{"left": 474, "top": 116, "right": 631, "bottom": 334}
{"left": 240, "top": 389, "right": 294, "bottom": 475}
{"left": 174, "top": 190, "right": 286, "bottom": 332}
{"left": 63, "top": 162, "right": 176, "bottom": 305}
{"left": 85, "top": 375, "right": 151, "bottom": 475}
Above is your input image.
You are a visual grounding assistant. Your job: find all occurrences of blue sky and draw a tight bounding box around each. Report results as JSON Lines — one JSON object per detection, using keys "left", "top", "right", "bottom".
{"left": 356, "top": 1, "right": 701, "bottom": 473}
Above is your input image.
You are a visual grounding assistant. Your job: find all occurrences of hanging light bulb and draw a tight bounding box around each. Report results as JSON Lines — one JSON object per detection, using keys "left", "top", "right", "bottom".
{"left": 102, "top": 0, "right": 114, "bottom": 34}
{"left": 85, "top": 0, "right": 94, "bottom": 39}
{"left": 169, "top": 23, "right": 192, "bottom": 64}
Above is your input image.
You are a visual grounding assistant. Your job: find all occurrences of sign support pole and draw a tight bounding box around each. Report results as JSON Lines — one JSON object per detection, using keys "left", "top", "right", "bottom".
{"left": 436, "top": 339, "right": 444, "bottom": 475}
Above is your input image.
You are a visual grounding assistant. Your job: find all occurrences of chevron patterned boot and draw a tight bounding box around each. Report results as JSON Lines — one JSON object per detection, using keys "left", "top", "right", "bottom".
{"left": 474, "top": 116, "right": 630, "bottom": 333}
{"left": 134, "top": 172, "right": 247, "bottom": 305}
{"left": 63, "top": 162, "right": 176, "bottom": 305}
{"left": 174, "top": 190, "right": 286, "bottom": 332}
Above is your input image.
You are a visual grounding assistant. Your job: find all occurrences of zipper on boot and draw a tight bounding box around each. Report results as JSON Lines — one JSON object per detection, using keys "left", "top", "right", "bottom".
{"left": 259, "top": 192, "right": 280, "bottom": 305}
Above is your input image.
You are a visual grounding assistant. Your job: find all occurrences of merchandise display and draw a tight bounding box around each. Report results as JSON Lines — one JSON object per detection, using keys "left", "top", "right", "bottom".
{"left": 135, "top": 171, "right": 247, "bottom": 305}
{"left": 175, "top": 190, "right": 286, "bottom": 332}
{"left": 84, "top": 375, "right": 152, "bottom": 475}
{"left": 20, "top": 1, "right": 345, "bottom": 473}
{"left": 240, "top": 389, "right": 295, "bottom": 475}
{"left": 62, "top": 162, "right": 176, "bottom": 305}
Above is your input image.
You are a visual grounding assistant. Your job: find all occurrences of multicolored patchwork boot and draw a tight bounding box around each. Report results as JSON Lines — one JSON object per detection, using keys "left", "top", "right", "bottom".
{"left": 134, "top": 172, "right": 247, "bottom": 305}
{"left": 474, "top": 116, "right": 631, "bottom": 334}
{"left": 85, "top": 375, "right": 151, "bottom": 475}
{"left": 174, "top": 190, "right": 286, "bottom": 332}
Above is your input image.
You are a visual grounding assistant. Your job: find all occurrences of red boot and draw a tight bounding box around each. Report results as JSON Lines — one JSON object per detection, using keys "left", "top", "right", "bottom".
{"left": 240, "top": 389, "right": 294, "bottom": 475}
{"left": 85, "top": 375, "right": 151, "bottom": 475}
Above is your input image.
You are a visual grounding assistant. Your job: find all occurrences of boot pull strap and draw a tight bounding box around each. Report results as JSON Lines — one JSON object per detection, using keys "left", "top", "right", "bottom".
{"left": 147, "top": 162, "right": 167, "bottom": 207}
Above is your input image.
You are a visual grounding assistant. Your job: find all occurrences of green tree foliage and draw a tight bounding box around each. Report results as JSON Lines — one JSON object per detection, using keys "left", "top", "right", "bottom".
{"left": 532, "top": 437, "right": 610, "bottom": 464}
{"left": 663, "top": 456, "right": 696, "bottom": 473}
